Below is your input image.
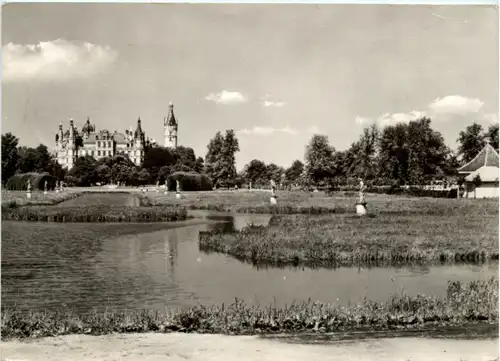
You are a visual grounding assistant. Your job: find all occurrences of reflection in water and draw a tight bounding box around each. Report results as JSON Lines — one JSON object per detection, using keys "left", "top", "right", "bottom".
{"left": 2, "top": 210, "right": 498, "bottom": 315}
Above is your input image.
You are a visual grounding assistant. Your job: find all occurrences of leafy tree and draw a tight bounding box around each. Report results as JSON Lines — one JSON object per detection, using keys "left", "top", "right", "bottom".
{"left": 137, "top": 168, "right": 151, "bottom": 185}
{"left": 1, "top": 133, "right": 20, "bottom": 184}
{"left": 284, "top": 160, "right": 304, "bottom": 187}
{"left": 266, "top": 163, "right": 284, "bottom": 185}
{"left": 68, "top": 155, "right": 97, "bottom": 186}
{"left": 142, "top": 146, "right": 176, "bottom": 182}
{"left": 304, "top": 134, "right": 335, "bottom": 186}
{"left": 486, "top": 123, "right": 499, "bottom": 150}
{"left": 457, "top": 123, "right": 485, "bottom": 163}
{"left": 194, "top": 157, "right": 204, "bottom": 173}
{"left": 205, "top": 131, "right": 225, "bottom": 185}
{"left": 96, "top": 164, "right": 112, "bottom": 184}
{"left": 242, "top": 159, "right": 268, "bottom": 186}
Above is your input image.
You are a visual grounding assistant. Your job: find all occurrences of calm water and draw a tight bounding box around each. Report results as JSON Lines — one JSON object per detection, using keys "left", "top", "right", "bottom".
{"left": 1, "top": 193, "right": 498, "bottom": 314}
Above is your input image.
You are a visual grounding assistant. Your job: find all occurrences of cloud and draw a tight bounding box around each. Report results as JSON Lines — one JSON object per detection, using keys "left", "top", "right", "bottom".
{"left": 205, "top": 90, "right": 247, "bottom": 105}
{"left": 307, "top": 125, "right": 320, "bottom": 133}
{"left": 356, "top": 111, "right": 426, "bottom": 127}
{"left": 482, "top": 113, "right": 499, "bottom": 125}
{"left": 429, "top": 95, "right": 484, "bottom": 115}
{"left": 238, "top": 126, "right": 298, "bottom": 136}
{"left": 262, "top": 100, "right": 285, "bottom": 107}
{"left": 2, "top": 39, "right": 117, "bottom": 83}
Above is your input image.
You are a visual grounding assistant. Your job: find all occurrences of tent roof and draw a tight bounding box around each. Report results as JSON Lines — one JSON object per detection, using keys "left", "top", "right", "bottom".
{"left": 458, "top": 142, "right": 499, "bottom": 173}
{"left": 465, "top": 166, "right": 499, "bottom": 183}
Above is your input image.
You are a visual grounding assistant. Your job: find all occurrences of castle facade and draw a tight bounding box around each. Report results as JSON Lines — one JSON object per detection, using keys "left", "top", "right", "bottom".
{"left": 55, "top": 103, "right": 180, "bottom": 169}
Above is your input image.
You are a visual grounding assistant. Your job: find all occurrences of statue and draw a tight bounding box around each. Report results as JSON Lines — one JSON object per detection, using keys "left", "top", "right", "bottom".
{"left": 43, "top": 180, "right": 48, "bottom": 195}
{"left": 249, "top": 181, "right": 252, "bottom": 191}
{"left": 270, "top": 179, "right": 277, "bottom": 204}
{"left": 26, "top": 180, "right": 32, "bottom": 199}
{"left": 358, "top": 178, "right": 366, "bottom": 204}
{"left": 176, "top": 180, "right": 181, "bottom": 199}
{"left": 156, "top": 180, "right": 160, "bottom": 192}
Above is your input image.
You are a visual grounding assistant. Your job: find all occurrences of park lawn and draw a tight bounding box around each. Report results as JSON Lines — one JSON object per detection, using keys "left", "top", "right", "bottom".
{"left": 199, "top": 210, "right": 499, "bottom": 267}
{"left": 145, "top": 189, "right": 498, "bottom": 216}
{"left": 1, "top": 190, "right": 83, "bottom": 208}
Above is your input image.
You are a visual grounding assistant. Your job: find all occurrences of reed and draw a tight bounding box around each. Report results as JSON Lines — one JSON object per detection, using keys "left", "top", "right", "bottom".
{"left": 2, "top": 278, "right": 497, "bottom": 340}
{"left": 199, "top": 213, "right": 499, "bottom": 267}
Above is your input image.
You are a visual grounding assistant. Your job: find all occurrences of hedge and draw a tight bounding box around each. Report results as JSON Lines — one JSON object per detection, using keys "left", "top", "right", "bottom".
{"left": 5, "top": 173, "right": 57, "bottom": 191}
{"left": 167, "top": 171, "right": 213, "bottom": 192}
{"left": 326, "top": 185, "right": 458, "bottom": 199}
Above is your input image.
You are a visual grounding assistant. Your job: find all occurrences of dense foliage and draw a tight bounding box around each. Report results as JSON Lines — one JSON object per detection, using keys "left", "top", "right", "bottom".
{"left": 5, "top": 172, "right": 57, "bottom": 191}
{"left": 166, "top": 171, "right": 213, "bottom": 192}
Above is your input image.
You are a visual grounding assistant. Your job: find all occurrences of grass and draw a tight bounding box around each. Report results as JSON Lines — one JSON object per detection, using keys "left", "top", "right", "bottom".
{"left": 145, "top": 189, "right": 499, "bottom": 216}
{"left": 1, "top": 190, "right": 83, "bottom": 209}
{"left": 1, "top": 204, "right": 189, "bottom": 222}
{"left": 1, "top": 278, "right": 497, "bottom": 340}
{"left": 199, "top": 213, "right": 499, "bottom": 267}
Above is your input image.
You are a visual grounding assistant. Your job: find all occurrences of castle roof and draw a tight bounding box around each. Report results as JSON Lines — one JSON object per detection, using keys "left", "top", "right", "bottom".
{"left": 165, "top": 102, "right": 177, "bottom": 127}
{"left": 458, "top": 142, "right": 499, "bottom": 174}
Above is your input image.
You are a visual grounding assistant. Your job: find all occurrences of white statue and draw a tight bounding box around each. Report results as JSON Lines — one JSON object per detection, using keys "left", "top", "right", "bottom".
{"left": 359, "top": 178, "right": 366, "bottom": 204}
{"left": 176, "top": 180, "right": 181, "bottom": 193}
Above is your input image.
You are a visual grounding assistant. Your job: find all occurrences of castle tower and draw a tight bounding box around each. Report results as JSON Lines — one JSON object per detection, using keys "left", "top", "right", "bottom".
{"left": 132, "top": 117, "right": 145, "bottom": 166}
{"left": 66, "top": 118, "right": 76, "bottom": 169}
{"left": 164, "top": 101, "right": 178, "bottom": 148}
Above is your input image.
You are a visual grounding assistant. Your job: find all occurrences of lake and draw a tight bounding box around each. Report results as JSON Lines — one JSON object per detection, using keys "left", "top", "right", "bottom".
{"left": 1, "top": 193, "right": 498, "bottom": 315}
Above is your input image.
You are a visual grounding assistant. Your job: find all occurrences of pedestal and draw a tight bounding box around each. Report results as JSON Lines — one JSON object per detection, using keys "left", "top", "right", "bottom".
{"left": 56, "top": 189, "right": 60, "bottom": 193}
{"left": 44, "top": 191, "right": 47, "bottom": 195}
{"left": 356, "top": 202, "right": 367, "bottom": 215}
{"left": 270, "top": 196, "right": 277, "bottom": 205}
{"left": 27, "top": 192, "right": 32, "bottom": 199}
{"left": 176, "top": 192, "right": 181, "bottom": 199}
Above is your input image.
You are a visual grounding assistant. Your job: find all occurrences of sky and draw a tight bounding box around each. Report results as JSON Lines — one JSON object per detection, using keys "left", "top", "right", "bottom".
{"left": 2, "top": 4, "right": 498, "bottom": 170}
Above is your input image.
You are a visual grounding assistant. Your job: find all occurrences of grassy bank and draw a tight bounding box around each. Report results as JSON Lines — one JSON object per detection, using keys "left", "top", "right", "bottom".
{"left": 145, "top": 190, "right": 499, "bottom": 216}
{"left": 2, "top": 278, "right": 497, "bottom": 340}
{"left": 1, "top": 190, "right": 82, "bottom": 209}
{"left": 199, "top": 213, "right": 499, "bottom": 267}
{"left": 1, "top": 204, "right": 188, "bottom": 222}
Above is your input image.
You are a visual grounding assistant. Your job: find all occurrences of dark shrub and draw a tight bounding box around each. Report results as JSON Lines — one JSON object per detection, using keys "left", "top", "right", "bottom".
{"left": 5, "top": 173, "right": 57, "bottom": 191}
{"left": 167, "top": 172, "right": 213, "bottom": 192}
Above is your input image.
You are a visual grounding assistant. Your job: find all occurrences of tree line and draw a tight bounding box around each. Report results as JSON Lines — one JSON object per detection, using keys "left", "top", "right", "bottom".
{"left": 2, "top": 118, "right": 498, "bottom": 189}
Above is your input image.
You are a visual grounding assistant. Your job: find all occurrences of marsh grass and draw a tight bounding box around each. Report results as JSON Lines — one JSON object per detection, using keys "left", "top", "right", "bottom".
{"left": 2, "top": 278, "right": 497, "bottom": 340}
{"left": 1, "top": 204, "right": 188, "bottom": 222}
{"left": 145, "top": 190, "right": 498, "bottom": 216}
{"left": 199, "top": 213, "right": 499, "bottom": 267}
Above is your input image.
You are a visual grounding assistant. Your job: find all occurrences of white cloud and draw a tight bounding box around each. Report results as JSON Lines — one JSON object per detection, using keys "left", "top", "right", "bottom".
{"left": 429, "top": 95, "right": 484, "bottom": 115}
{"left": 205, "top": 90, "right": 247, "bottom": 105}
{"left": 482, "top": 113, "right": 499, "bottom": 125}
{"left": 377, "top": 111, "right": 427, "bottom": 126}
{"left": 262, "top": 100, "right": 285, "bottom": 107}
{"left": 2, "top": 39, "right": 117, "bottom": 83}
{"left": 307, "top": 125, "right": 320, "bottom": 133}
{"left": 238, "top": 126, "right": 298, "bottom": 136}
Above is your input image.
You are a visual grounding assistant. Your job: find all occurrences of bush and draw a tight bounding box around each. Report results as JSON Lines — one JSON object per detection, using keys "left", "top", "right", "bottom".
{"left": 5, "top": 173, "right": 57, "bottom": 191}
{"left": 167, "top": 172, "right": 213, "bottom": 192}
{"left": 333, "top": 185, "right": 458, "bottom": 199}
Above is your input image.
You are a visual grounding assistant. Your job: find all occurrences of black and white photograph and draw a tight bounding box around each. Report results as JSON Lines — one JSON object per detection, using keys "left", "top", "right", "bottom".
{"left": 1, "top": 3, "right": 499, "bottom": 360}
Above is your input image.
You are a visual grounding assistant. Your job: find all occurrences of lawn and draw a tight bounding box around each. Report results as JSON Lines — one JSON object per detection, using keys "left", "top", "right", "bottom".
{"left": 145, "top": 189, "right": 498, "bottom": 216}
{"left": 1, "top": 190, "right": 82, "bottom": 208}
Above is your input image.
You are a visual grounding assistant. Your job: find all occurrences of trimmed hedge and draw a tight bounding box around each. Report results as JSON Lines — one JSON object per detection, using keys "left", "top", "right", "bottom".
{"left": 167, "top": 171, "right": 213, "bottom": 192}
{"left": 5, "top": 173, "right": 57, "bottom": 191}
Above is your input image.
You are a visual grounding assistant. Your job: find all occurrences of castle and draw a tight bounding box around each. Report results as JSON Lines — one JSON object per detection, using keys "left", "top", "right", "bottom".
{"left": 55, "top": 102, "right": 179, "bottom": 169}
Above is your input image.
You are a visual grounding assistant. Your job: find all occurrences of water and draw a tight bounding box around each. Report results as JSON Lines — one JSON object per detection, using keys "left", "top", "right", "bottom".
{"left": 1, "top": 193, "right": 497, "bottom": 314}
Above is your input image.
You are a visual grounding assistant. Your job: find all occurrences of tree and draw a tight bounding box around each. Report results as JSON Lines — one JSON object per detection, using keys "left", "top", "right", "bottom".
{"left": 242, "top": 159, "right": 268, "bottom": 186}
{"left": 457, "top": 123, "right": 485, "bottom": 163}
{"left": 266, "top": 163, "right": 284, "bottom": 185}
{"left": 284, "top": 160, "right": 304, "bottom": 187}
{"left": 346, "top": 125, "right": 378, "bottom": 181}
{"left": 68, "top": 155, "right": 97, "bottom": 186}
{"left": 137, "top": 168, "right": 151, "bottom": 185}
{"left": 486, "top": 123, "right": 499, "bottom": 150}
{"left": 96, "top": 164, "right": 112, "bottom": 184}
{"left": 2, "top": 133, "right": 19, "bottom": 184}
{"left": 304, "top": 134, "right": 335, "bottom": 186}
{"left": 194, "top": 157, "right": 204, "bottom": 173}
{"left": 142, "top": 146, "right": 176, "bottom": 182}
{"left": 205, "top": 131, "right": 224, "bottom": 185}
{"left": 173, "top": 146, "right": 196, "bottom": 171}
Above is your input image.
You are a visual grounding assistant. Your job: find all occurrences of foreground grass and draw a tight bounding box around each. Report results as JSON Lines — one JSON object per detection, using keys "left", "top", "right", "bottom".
{"left": 199, "top": 213, "right": 499, "bottom": 267}
{"left": 1, "top": 204, "right": 189, "bottom": 222}
{"left": 145, "top": 190, "right": 498, "bottom": 216}
{"left": 2, "top": 278, "right": 497, "bottom": 340}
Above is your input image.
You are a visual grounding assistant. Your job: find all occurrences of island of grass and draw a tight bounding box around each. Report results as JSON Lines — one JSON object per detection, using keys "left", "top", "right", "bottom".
{"left": 1, "top": 191, "right": 189, "bottom": 223}
{"left": 2, "top": 278, "right": 497, "bottom": 340}
{"left": 199, "top": 210, "right": 499, "bottom": 267}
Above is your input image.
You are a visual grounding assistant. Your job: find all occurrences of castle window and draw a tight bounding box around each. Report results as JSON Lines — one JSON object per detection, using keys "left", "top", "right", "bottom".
{"left": 98, "top": 150, "right": 101, "bottom": 156}
{"left": 97, "top": 141, "right": 101, "bottom": 147}
{"left": 108, "top": 151, "right": 112, "bottom": 156}
{"left": 92, "top": 151, "right": 95, "bottom": 157}
{"left": 108, "top": 141, "right": 112, "bottom": 147}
